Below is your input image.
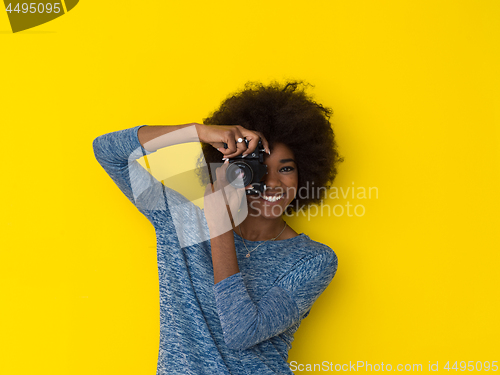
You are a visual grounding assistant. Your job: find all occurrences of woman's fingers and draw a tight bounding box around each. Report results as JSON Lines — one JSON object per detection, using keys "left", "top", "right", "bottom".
{"left": 213, "top": 163, "right": 245, "bottom": 196}
{"left": 250, "top": 130, "right": 270, "bottom": 155}
{"left": 238, "top": 129, "right": 270, "bottom": 156}
{"left": 219, "top": 129, "right": 248, "bottom": 158}
{"left": 204, "top": 124, "right": 270, "bottom": 158}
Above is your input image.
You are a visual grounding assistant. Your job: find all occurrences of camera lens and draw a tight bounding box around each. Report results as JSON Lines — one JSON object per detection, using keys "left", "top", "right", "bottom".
{"left": 226, "top": 162, "right": 253, "bottom": 188}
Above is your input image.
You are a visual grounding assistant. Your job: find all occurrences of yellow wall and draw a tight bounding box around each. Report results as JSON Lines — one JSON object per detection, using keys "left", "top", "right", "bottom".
{"left": 1, "top": 1, "right": 499, "bottom": 374}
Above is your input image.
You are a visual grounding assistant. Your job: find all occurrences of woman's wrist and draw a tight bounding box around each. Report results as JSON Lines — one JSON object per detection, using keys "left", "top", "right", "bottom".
{"left": 194, "top": 123, "right": 206, "bottom": 143}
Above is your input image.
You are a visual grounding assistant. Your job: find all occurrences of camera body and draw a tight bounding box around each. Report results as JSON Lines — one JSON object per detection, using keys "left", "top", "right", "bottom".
{"left": 225, "top": 140, "right": 267, "bottom": 195}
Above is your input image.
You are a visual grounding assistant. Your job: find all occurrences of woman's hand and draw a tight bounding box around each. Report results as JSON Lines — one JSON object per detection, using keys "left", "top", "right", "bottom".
{"left": 204, "top": 159, "right": 248, "bottom": 238}
{"left": 195, "top": 124, "right": 270, "bottom": 159}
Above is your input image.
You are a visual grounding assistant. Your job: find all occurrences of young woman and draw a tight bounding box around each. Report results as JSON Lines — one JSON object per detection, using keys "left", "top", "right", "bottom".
{"left": 93, "top": 81, "right": 342, "bottom": 374}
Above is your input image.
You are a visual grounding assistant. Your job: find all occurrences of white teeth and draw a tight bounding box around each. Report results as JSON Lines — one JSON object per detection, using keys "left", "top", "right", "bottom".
{"left": 262, "top": 194, "right": 283, "bottom": 202}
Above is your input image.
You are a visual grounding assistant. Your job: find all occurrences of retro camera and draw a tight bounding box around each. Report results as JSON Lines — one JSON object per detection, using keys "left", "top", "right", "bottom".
{"left": 223, "top": 139, "right": 267, "bottom": 195}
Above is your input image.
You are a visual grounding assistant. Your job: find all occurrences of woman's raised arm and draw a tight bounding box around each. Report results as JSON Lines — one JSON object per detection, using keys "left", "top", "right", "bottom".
{"left": 137, "top": 124, "right": 200, "bottom": 152}
{"left": 93, "top": 123, "right": 267, "bottom": 244}
{"left": 93, "top": 124, "right": 204, "bottom": 230}
{"left": 138, "top": 123, "right": 270, "bottom": 156}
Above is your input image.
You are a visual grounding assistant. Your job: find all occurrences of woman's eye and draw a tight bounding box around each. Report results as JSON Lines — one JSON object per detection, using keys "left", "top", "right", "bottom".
{"left": 280, "top": 166, "right": 295, "bottom": 172}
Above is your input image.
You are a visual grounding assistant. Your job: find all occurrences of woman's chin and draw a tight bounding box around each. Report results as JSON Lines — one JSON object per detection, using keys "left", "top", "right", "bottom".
{"left": 247, "top": 196, "right": 288, "bottom": 219}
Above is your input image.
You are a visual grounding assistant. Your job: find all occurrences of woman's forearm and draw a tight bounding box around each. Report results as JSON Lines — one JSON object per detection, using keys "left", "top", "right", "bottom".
{"left": 211, "top": 231, "right": 240, "bottom": 284}
{"left": 137, "top": 123, "right": 202, "bottom": 152}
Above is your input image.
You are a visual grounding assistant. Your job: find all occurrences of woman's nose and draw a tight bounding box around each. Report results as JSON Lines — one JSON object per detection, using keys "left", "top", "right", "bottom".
{"left": 264, "top": 170, "right": 281, "bottom": 189}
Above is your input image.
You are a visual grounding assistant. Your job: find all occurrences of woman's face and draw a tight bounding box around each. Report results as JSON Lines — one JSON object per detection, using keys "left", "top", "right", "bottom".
{"left": 247, "top": 142, "right": 298, "bottom": 219}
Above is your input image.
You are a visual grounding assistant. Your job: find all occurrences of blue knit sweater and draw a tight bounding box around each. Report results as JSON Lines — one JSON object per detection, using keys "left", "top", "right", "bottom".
{"left": 92, "top": 125, "right": 338, "bottom": 375}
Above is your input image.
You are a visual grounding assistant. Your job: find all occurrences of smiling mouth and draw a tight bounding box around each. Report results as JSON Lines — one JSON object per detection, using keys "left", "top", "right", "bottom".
{"left": 261, "top": 193, "right": 284, "bottom": 202}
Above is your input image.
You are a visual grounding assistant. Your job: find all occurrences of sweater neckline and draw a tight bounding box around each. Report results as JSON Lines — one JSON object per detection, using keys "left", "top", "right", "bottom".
{"left": 233, "top": 231, "right": 307, "bottom": 244}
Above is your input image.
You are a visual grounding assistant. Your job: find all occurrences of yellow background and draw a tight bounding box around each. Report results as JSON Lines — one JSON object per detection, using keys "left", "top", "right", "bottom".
{"left": 1, "top": 1, "right": 499, "bottom": 374}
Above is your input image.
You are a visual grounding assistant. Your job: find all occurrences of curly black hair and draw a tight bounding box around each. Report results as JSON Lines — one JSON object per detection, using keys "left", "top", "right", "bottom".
{"left": 198, "top": 80, "right": 343, "bottom": 214}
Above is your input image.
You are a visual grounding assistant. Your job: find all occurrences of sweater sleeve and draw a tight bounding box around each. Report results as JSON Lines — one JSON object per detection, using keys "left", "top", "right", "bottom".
{"left": 92, "top": 125, "right": 210, "bottom": 246}
{"left": 213, "top": 249, "right": 338, "bottom": 351}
